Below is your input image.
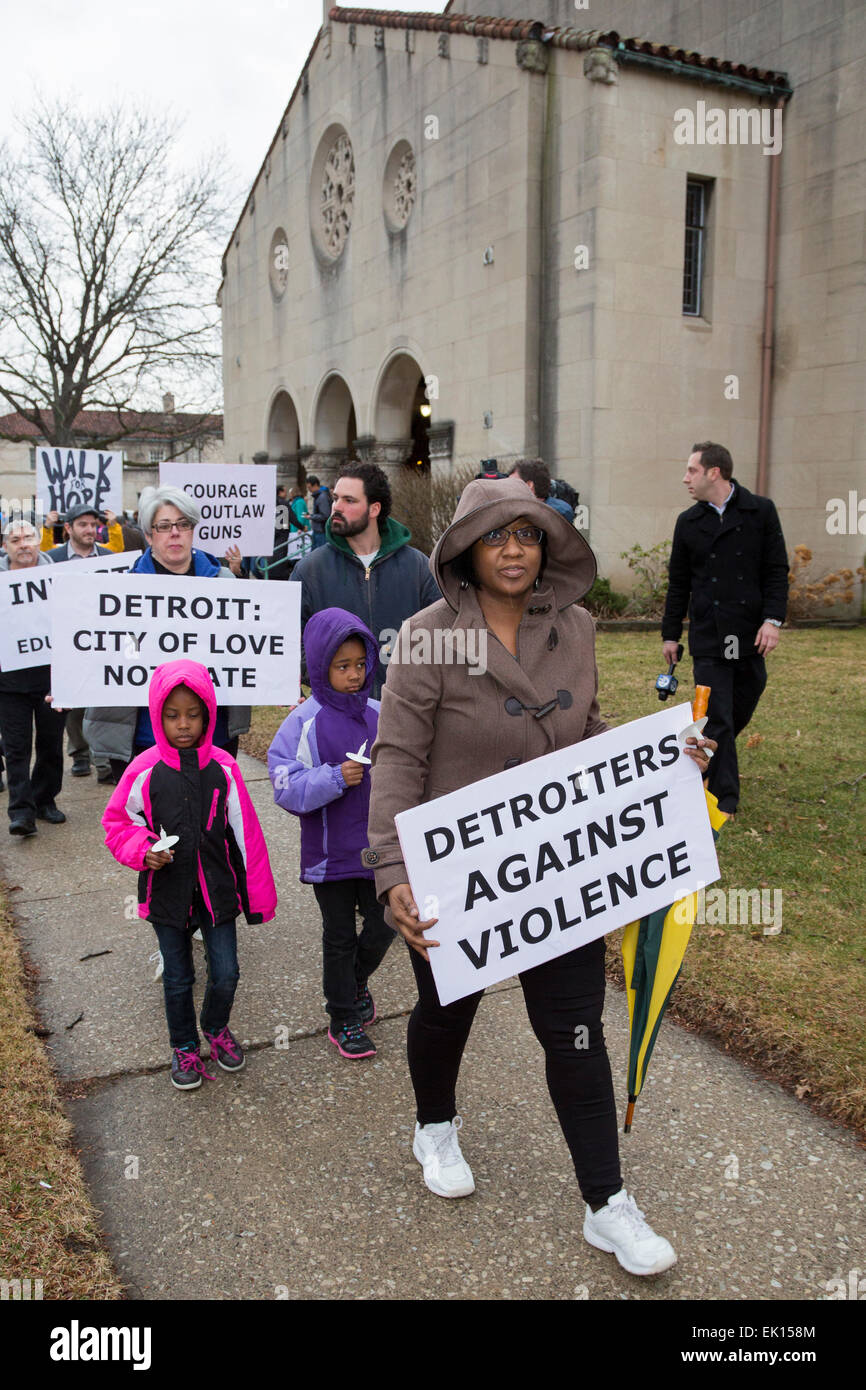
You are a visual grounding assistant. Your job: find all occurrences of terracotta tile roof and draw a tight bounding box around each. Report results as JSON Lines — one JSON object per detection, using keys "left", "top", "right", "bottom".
{"left": 328, "top": 8, "right": 790, "bottom": 91}
{"left": 330, "top": 7, "right": 551, "bottom": 41}
{"left": 0, "top": 409, "right": 223, "bottom": 443}
{"left": 222, "top": 7, "right": 789, "bottom": 267}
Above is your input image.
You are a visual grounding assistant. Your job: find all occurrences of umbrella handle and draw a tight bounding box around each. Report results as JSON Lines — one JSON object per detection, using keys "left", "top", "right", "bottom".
{"left": 693, "top": 685, "right": 711, "bottom": 722}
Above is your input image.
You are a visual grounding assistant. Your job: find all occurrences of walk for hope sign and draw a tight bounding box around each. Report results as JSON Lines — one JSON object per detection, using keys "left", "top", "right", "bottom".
{"left": 0, "top": 552, "right": 141, "bottom": 672}
{"left": 159, "top": 463, "right": 276, "bottom": 556}
{"left": 48, "top": 572, "right": 300, "bottom": 706}
{"left": 36, "top": 448, "right": 123, "bottom": 518}
{"left": 395, "top": 704, "right": 720, "bottom": 1005}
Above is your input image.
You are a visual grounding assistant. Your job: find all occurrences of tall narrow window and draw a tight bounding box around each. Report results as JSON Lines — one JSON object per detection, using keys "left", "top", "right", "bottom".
{"left": 683, "top": 179, "right": 708, "bottom": 316}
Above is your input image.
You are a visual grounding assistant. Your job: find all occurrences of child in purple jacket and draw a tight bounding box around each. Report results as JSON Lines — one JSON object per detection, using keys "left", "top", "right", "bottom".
{"left": 267, "top": 608, "right": 394, "bottom": 1059}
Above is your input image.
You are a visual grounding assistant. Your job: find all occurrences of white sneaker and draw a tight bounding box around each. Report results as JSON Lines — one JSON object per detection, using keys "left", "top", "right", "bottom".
{"left": 412, "top": 1117, "right": 475, "bottom": 1198}
{"left": 148, "top": 950, "right": 164, "bottom": 981}
{"left": 583, "top": 1189, "right": 677, "bottom": 1275}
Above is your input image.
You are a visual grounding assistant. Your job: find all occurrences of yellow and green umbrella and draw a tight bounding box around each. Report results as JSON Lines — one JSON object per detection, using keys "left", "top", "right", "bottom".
{"left": 620, "top": 687, "right": 728, "bottom": 1133}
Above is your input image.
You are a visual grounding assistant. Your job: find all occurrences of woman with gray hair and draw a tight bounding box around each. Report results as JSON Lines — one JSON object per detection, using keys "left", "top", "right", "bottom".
{"left": 83, "top": 485, "right": 250, "bottom": 783}
{"left": 136, "top": 484, "right": 201, "bottom": 538}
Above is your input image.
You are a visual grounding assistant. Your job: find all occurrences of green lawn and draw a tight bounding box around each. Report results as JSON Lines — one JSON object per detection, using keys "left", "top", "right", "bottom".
{"left": 242, "top": 628, "right": 866, "bottom": 1135}
{"left": 594, "top": 627, "right": 866, "bottom": 1136}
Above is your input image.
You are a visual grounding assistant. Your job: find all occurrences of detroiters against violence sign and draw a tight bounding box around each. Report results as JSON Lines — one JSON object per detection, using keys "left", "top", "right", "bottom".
{"left": 396, "top": 703, "right": 720, "bottom": 1006}
{"left": 48, "top": 572, "right": 300, "bottom": 707}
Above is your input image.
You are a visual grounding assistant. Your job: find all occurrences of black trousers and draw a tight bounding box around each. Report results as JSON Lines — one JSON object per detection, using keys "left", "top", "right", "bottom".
{"left": 313, "top": 878, "right": 395, "bottom": 1025}
{"left": 0, "top": 690, "right": 66, "bottom": 821}
{"left": 406, "top": 936, "right": 623, "bottom": 1209}
{"left": 693, "top": 653, "right": 767, "bottom": 813}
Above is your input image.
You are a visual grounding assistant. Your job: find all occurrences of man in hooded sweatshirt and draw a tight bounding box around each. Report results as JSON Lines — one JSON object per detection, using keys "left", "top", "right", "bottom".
{"left": 267, "top": 607, "right": 395, "bottom": 1060}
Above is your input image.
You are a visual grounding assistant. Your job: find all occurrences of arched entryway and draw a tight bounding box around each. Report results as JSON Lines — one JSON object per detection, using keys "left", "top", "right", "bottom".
{"left": 373, "top": 352, "right": 429, "bottom": 472}
{"left": 266, "top": 390, "right": 302, "bottom": 487}
{"left": 314, "top": 374, "right": 356, "bottom": 452}
{"left": 311, "top": 373, "right": 357, "bottom": 485}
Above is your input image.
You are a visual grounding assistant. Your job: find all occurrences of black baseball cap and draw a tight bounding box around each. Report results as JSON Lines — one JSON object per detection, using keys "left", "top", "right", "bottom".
{"left": 64, "top": 503, "right": 106, "bottom": 523}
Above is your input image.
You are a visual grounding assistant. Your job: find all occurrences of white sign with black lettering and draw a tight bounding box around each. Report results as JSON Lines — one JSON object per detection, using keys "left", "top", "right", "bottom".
{"left": 35, "top": 447, "right": 123, "bottom": 518}
{"left": 395, "top": 703, "right": 720, "bottom": 1005}
{"left": 0, "top": 552, "right": 142, "bottom": 672}
{"left": 48, "top": 572, "right": 300, "bottom": 706}
{"left": 159, "top": 462, "right": 276, "bottom": 556}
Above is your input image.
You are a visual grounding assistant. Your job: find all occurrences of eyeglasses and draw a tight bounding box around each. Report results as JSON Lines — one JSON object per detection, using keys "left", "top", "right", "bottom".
{"left": 480, "top": 525, "right": 544, "bottom": 547}
{"left": 151, "top": 519, "right": 194, "bottom": 533}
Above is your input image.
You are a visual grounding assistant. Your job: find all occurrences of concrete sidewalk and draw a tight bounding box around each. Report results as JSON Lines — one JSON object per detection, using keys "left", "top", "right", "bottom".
{"left": 3, "top": 752, "right": 864, "bottom": 1300}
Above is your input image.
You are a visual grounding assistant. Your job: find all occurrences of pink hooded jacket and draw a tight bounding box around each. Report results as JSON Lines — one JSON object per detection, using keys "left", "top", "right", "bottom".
{"left": 102, "top": 659, "right": 276, "bottom": 929}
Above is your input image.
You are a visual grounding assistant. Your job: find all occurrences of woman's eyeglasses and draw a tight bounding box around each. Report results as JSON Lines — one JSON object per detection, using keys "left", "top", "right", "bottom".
{"left": 480, "top": 525, "right": 544, "bottom": 547}
{"left": 151, "top": 519, "right": 194, "bottom": 533}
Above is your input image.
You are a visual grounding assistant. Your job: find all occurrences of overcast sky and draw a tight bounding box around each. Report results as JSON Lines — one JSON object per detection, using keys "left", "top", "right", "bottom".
{"left": 2, "top": 0, "right": 440, "bottom": 207}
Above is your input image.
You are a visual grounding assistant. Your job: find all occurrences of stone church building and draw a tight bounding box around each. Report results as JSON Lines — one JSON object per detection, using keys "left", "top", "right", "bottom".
{"left": 220, "top": 1, "right": 865, "bottom": 593}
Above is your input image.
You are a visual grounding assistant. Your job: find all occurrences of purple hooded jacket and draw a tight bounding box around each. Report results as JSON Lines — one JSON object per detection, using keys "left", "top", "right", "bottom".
{"left": 267, "top": 608, "right": 380, "bottom": 883}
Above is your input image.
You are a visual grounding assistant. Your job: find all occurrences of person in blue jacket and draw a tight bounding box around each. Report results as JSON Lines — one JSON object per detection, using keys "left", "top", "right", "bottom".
{"left": 289, "top": 463, "right": 440, "bottom": 698}
{"left": 267, "top": 608, "right": 394, "bottom": 1060}
{"left": 83, "top": 485, "right": 251, "bottom": 782}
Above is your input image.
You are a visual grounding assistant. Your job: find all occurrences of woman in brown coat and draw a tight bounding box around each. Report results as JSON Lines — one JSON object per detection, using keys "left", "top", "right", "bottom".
{"left": 366, "top": 477, "right": 714, "bottom": 1277}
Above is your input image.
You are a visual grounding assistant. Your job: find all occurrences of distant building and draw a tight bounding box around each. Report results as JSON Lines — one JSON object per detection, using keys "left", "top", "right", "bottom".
{"left": 220, "top": 1, "right": 865, "bottom": 597}
{"left": 0, "top": 395, "right": 223, "bottom": 516}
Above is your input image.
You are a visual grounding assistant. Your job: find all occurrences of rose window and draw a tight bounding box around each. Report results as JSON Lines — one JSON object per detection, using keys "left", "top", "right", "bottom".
{"left": 319, "top": 133, "right": 355, "bottom": 258}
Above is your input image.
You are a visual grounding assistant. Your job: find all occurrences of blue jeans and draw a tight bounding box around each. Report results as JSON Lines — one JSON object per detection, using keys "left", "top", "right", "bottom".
{"left": 311, "top": 530, "right": 326, "bottom": 549}
{"left": 151, "top": 919, "right": 240, "bottom": 1051}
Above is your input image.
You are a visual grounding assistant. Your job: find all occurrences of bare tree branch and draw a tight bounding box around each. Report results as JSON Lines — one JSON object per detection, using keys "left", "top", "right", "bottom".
{"left": 0, "top": 98, "right": 230, "bottom": 446}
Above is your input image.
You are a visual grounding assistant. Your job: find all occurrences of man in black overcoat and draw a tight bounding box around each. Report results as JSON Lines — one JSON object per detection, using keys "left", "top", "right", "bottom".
{"left": 661, "top": 442, "right": 789, "bottom": 815}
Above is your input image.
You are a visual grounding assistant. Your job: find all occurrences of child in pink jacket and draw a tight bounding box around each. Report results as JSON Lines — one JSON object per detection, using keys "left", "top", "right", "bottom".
{"left": 103, "top": 659, "right": 276, "bottom": 1090}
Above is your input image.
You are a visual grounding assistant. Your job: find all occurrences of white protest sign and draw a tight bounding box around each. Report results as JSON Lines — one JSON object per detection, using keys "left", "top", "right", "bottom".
{"left": 283, "top": 530, "right": 311, "bottom": 563}
{"left": 0, "top": 551, "right": 142, "bottom": 672}
{"left": 395, "top": 703, "right": 720, "bottom": 1006}
{"left": 159, "top": 463, "right": 277, "bottom": 557}
{"left": 36, "top": 447, "right": 123, "bottom": 519}
{"left": 48, "top": 572, "right": 300, "bottom": 706}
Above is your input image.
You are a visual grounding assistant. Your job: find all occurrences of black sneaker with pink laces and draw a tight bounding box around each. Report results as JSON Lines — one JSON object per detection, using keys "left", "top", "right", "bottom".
{"left": 170, "top": 1045, "right": 215, "bottom": 1090}
{"left": 204, "top": 1026, "right": 246, "bottom": 1071}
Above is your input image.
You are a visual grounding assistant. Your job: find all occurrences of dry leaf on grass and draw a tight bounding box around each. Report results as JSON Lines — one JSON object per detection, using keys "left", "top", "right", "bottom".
{"left": 746, "top": 734, "right": 764, "bottom": 748}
